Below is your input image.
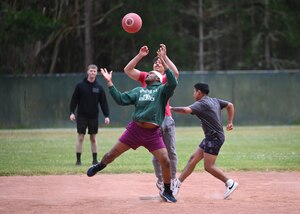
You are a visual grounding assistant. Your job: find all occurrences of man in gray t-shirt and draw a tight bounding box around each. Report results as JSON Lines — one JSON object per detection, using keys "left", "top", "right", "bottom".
{"left": 189, "top": 95, "right": 229, "bottom": 143}
{"left": 170, "top": 83, "right": 239, "bottom": 199}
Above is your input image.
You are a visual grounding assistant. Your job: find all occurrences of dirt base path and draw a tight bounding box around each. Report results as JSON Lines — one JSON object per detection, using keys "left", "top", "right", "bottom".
{"left": 1, "top": 172, "right": 299, "bottom": 214}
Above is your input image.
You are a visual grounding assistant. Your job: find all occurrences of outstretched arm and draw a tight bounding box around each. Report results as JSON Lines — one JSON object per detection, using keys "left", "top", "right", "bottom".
{"left": 101, "top": 68, "right": 137, "bottom": 106}
{"left": 123, "top": 45, "right": 149, "bottom": 80}
{"left": 170, "top": 106, "right": 192, "bottom": 114}
{"left": 157, "top": 52, "right": 178, "bottom": 96}
{"left": 226, "top": 102, "right": 234, "bottom": 131}
{"left": 158, "top": 44, "right": 179, "bottom": 79}
{"left": 100, "top": 68, "right": 113, "bottom": 87}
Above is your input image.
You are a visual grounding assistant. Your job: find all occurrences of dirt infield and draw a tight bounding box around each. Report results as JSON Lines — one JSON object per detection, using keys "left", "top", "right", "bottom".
{"left": 0, "top": 172, "right": 300, "bottom": 214}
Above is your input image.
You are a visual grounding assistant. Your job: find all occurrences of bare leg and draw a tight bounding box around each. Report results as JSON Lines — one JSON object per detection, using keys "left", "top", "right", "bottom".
{"left": 76, "top": 134, "right": 85, "bottom": 153}
{"left": 179, "top": 147, "right": 203, "bottom": 182}
{"left": 90, "top": 134, "right": 97, "bottom": 153}
{"left": 152, "top": 116, "right": 177, "bottom": 182}
{"left": 151, "top": 148, "right": 177, "bottom": 202}
{"left": 87, "top": 141, "right": 131, "bottom": 177}
{"left": 101, "top": 141, "right": 131, "bottom": 165}
{"left": 151, "top": 148, "right": 171, "bottom": 184}
{"left": 90, "top": 134, "right": 98, "bottom": 163}
{"left": 203, "top": 152, "right": 228, "bottom": 183}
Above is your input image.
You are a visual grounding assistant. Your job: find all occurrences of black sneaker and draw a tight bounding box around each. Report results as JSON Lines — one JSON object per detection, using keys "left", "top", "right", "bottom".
{"left": 75, "top": 161, "right": 81, "bottom": 166}
{"left": 92, "top": 160, "right": 98, "bottom": 165}
{"left": 87, "top": 164, "right": 100, "bottom": 177}
{"left": 160, "top": 190, "right": 177, "bottom": 203}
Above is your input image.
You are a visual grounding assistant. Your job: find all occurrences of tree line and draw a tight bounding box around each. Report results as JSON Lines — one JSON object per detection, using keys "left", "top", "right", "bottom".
{"left": 1, "top": 0, "right": 299, "bottom": 75}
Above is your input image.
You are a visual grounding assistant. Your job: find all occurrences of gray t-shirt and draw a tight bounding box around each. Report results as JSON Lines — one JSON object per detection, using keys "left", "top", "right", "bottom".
{"left": 189, "top": 96, "right": 229, "bottom": 142}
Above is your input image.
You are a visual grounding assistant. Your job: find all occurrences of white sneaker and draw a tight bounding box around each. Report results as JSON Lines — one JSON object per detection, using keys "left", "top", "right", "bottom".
{"left": 224, "top": 179, "right": 239, "bottom": 199}
{"left": 171, "top": 178, "right": 181, "bottom": 196}
{"left": 156, "top": 180, "right": 164, "bottom": 193}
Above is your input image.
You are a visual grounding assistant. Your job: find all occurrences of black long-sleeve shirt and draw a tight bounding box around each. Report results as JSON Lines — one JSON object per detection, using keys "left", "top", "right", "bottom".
{"left": 70, "top": 77, "right": 109, "bottom": 119}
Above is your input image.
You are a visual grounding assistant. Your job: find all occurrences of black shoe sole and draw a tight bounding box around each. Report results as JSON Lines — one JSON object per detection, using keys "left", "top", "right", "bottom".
{"left": 87, "top": 166, "right": 98, "bottom": 177}
{"left": 159, "top": 192, "right": 177, "bottom": 203}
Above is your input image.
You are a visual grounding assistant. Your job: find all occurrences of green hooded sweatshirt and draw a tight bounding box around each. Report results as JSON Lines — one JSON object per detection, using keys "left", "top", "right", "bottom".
{"left": 109, "top": 68, "right": 178, "bottom": 126}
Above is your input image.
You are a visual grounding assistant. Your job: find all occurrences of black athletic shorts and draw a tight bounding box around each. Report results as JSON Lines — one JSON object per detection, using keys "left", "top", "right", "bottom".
{"left": 77, "top": 116, "right": 98, "bottom": 135}
{"left": 199, "top": 138, "right": 224, "bottom": 156}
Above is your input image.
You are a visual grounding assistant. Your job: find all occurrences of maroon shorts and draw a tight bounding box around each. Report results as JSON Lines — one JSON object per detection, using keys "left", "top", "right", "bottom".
{"left": 119, "top": 121, "right": 165, "bottom": 152}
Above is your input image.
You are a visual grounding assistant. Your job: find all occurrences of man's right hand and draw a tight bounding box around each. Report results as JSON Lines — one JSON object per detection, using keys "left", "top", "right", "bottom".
{"left": 100, "top": 68, "right": 113, "bottom": 86}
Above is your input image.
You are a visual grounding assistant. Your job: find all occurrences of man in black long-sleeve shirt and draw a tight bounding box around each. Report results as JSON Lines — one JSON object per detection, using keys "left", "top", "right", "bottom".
{"left": 70, "top": 64, "right": 110, "bottom": 165}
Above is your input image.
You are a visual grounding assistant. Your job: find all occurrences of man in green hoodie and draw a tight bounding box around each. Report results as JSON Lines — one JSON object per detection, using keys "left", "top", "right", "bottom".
{"left": 86, "top": 53, "right": 178, "bottom": 203}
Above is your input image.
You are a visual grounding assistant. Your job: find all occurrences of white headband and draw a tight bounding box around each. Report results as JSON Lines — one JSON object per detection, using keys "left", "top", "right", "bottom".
{"left": 150, "top": 70, "right": 163, "bottom": 82}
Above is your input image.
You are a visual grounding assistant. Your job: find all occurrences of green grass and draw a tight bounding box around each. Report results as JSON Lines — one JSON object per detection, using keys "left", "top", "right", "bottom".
{"left": 0, "top": 126, "right": 299, "bottom": 176}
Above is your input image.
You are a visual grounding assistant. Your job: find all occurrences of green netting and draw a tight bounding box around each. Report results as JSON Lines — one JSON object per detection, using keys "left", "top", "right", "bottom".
{"left": 0, "top": 71, "right": 299, "bottom": 128}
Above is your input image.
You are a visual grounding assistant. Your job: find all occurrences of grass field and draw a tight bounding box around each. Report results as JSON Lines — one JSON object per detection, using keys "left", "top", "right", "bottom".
{"left": 0, "top": 126, "right": 299, "bottom": 176}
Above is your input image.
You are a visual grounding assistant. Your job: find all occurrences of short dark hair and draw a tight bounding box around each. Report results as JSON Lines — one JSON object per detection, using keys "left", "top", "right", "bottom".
{"left": 194, "top": 83, "right": 209, "bottom": 94}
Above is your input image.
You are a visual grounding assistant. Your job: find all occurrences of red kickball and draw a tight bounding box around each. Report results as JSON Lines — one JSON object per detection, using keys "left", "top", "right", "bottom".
{"left": 122, "top": 13, "right": 142, "bottom": 34}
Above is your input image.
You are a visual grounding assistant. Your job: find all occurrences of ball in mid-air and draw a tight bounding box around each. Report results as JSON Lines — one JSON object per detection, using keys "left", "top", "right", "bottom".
{"left": 122, "top": 13, "right": 142, "bottom": 34}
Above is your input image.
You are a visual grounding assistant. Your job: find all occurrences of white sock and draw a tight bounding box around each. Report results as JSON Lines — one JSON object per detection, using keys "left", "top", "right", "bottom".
{"left": 226, "top": 179, "right": 234, "bottom": 187}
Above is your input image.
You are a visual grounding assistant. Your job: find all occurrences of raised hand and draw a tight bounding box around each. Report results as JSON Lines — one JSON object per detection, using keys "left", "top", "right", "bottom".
{"left": 157, "top": 50, "right": 169, "bottom": 70}
{"left": 100, "top": 68, "right": 113, "bottom": 86}
{"left": 158, "top": 44, "right": 167, "bottom": 58}
{"left": 139, "top": 45, "right": 149, "bottom": 57}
